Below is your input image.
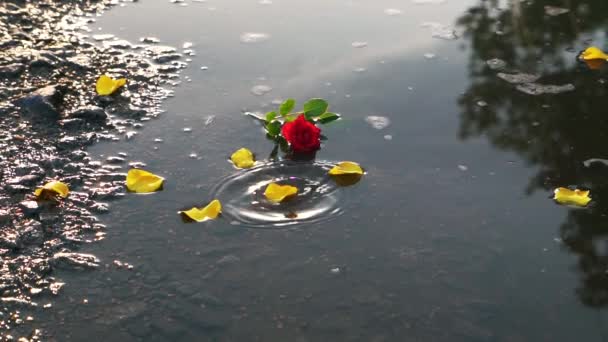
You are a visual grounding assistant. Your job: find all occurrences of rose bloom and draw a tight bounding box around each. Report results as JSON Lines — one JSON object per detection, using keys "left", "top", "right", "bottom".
{"left": 281, "top": 114, "right": 321, "bottom": 153}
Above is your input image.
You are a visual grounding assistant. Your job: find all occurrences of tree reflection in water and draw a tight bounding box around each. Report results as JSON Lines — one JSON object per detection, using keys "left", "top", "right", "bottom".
{"left": 457, "top": 0, "right": 608, "bottom": 308}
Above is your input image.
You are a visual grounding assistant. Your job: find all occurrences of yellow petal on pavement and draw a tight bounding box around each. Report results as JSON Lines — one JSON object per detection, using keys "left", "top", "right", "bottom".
{"left": 553, "top": 187, "right": 591, "bottom": 207}
{"left": 179, "top": 199, "right": 222, "bottom": 222}
{"left": 264, "top": 183, "right": 298, "bottom": 203}
{"left": 126, "top": 169, "right": 164, "bottom": 193}
{"left": 34, "top": 181, "right": 70, "bottom": 199}
{"left": 230, "top": 148, "right": 255, "bottom": 169}
{"left": 96, "top": 74, "right": 127, "bottom": 96}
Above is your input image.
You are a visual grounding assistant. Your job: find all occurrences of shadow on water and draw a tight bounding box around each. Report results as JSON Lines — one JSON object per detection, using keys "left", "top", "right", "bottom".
{"left": 456, "top": 0, "right": 608, "bottom": 308}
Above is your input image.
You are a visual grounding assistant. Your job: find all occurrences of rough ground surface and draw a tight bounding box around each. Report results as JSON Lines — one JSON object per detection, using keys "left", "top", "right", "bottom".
{"left": 0, "top": 1, "right": 188, "bottom": 339}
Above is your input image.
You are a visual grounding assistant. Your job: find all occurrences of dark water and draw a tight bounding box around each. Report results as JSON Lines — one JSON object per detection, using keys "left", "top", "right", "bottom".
{"left": 36, "top": 0, "right": 608, "bottom": 340}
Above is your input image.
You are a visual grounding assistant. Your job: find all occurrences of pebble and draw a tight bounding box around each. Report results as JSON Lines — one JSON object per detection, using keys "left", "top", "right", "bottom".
{"left": 69, "top": 105, "right": 107, "bottom": 122}
{"left": 52, "top": 252, "right": 100, "bottom": 269}
{"left": 19, "top": 201, "right": 41, "bottom": 217}
{"left": 18, "top": 85, "right": 64, "bottom": 121}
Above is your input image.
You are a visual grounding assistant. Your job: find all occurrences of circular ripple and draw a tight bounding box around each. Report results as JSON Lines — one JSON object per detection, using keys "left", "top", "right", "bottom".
{"left": 211, "top": 161, "right": 346, "bottom": 228}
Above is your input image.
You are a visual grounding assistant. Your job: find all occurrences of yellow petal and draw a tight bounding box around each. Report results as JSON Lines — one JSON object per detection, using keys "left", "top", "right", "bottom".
{"left": 126, "top": 169, "right": 164, "bottom": 193}
{"left": 96, "top": 74, "right": 127, "bottom": 96}
{"left": 553, "top": 187, "right": 591, "bottom": 207}
{"left": 580, "top": 47, "right": 608, "bottom": 61}
{"left": 264, "top": 183, "right": 298, "bottom": 203}
{"left": 230, "top": 148, "right": 255, "bottom": 169}
{"left": 328, "top": 161, "right": 364, "bottom": 175}
{"left": 179, "top": 199, "right": 222, "bottom": 222}
{"left": 34, "top": 181, "right": 70, "bottom": 199}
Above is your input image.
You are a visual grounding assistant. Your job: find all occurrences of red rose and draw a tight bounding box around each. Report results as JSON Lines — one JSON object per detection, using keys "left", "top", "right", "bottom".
{"left": 281, "top": 114, "right": 321, "bottom": 153}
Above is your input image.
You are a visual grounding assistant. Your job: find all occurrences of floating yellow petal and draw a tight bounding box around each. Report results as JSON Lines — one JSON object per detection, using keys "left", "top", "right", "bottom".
{"left": 126, "top": 169, "right": 164, "bottom": 193}
{"left": 34, "top": 181, "right": 70, "bottom": 199}
{"left": 264, "top": 183, "right": 298, "bottom": 203}
{"left": 580, "top": 47, "right": 608, "bottom": 61}
{"left": 328, "top": 161, "right": 364, "bottom": 176}
{"left": 553, "top": 187, "right": 591, "bottom": 207}
{"left": 96, "top": 74, "right": 127, "bottom": 96}
{"left": 230, "top": 148, "right": 255, "bottom": 169}
{"left": 179, "top": 199, "right": 222, "bottom": 222}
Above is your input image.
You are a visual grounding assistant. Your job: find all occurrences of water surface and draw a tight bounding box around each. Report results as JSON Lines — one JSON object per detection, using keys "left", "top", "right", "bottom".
{"left": 39, "top": 0, "right": 608, "bottom": 340}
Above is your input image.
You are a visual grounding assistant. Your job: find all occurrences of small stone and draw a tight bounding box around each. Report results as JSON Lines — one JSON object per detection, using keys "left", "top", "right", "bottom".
{"left": 19, "top": 201, "right": 41, "bottom": 217}
{"left": 0, "top": 63, "right": 24, "bottom": 78}
{"left": 18, "top": 85, "right": 64, "bottom": 121}
{"left": 52, "top": 252, "right": 100, "bottom": 269}
{"left": 106, "top": 156, "right": 125, "bottom": 164}
{"left": 70, "top": 106, "right": 107, "bottom": 122}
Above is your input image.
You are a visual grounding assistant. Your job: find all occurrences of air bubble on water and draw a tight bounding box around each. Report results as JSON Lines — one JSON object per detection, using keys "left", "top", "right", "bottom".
{"left": 251, "top": 84, "right": 272, "bottom": 96}
{"left": 544, "top": 6, "right": 569, "bottom": 16}
{"left": 424, "top": 53, "right": 436, "bottom": 59}
{"left": 486, "top": 58, "right": 506, "bottom": 70}
{"left": 352, "top": 41, "right": 368, "bottom": 48}
{"left": 384, "top": 135, "right": 393, "bottom": 140}
{"left": 154, "top": 138, "right": 164, "bottom": 143}
{"left": 476, "top": 100, "right": 488, "bottom": 107}
{"left": 458, "top": 164, "right": 468, "bottom": 171}
{"left": 189, "top": 153, "right": 198, "bottom": 159}
{"left": 200, "top": 66, "right": 209, "bottom": 70}
{"left": 182, "top": 42, "right": 193, "bottom": 49}
{"left": 205, "top": 115, "right": 216, "bottom": 125}
{"left": 240, "top": 32, "right": 270, "bottom": 43}
{"left": 125, "top": 131, "right": 137, "bottom": 140}
{"left": 384, "top": 8, "right": 402, "bottom": 16}
{"left": 421, "top": 22, "right": 458, "bottom": 40}
{"left": 259, "top": 0, "right": 272, "bottom": 4}
{"left": 353, "top": 67, "right": 367, "bottom": 73}
{"left": 183, "top": 127, "right": 193, "bottom": 132}
{"left": 365, "top": 116, "right": 391, "bottom": 130}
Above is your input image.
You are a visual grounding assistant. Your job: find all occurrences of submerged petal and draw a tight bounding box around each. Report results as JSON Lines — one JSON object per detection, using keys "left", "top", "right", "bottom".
{"left": 580, "top": 47, "right": 608, "bottom": 61}
{"left": 584, "top": 59, "right": 606, "bottom": 70}
{"left": 180, "top": 199, "right": 222, "bottom": 222}
{"left": 126, "top": 169, "right": 164, "bottom": 193}
{"left": 553, "top": 187, "right": 591, "bottom": 207}
{"left": 230, "top": 148, "right": 255, "bottom": 169}
{"left": 34, "top": 181, "right": 70, "bottom": 199}
{"left": 328, "top": 161, "right": 364, "bottom": 175}
{"left": 96, "top": 74, "right": 127, "bottom": 96}
{"left": 264, "top": 183, "right": 298, "bottom": 203}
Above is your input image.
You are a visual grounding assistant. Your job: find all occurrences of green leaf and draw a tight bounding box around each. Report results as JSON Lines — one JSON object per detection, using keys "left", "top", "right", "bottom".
{"left": 303, "top": 98, "right": 328, "bottom": 118}
{"left": 265, "top": 121, "right": 282, "bottom": 137}
{"left": 284, "top": 115, "right": 297, "bottom": 122}
{"left": 317, "top": 112, "right": 340, "bottom": 124}
{"left": 265, "top": 111, "right": 277, "bottom": 123}
{"left": 279, "top": 99, "right": 295, "bottom": 116}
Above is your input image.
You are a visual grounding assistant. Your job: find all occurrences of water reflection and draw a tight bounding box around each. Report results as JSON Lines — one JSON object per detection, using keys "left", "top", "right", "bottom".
{"left": 457, "top": 0, "right": 608, "bottom": 308}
